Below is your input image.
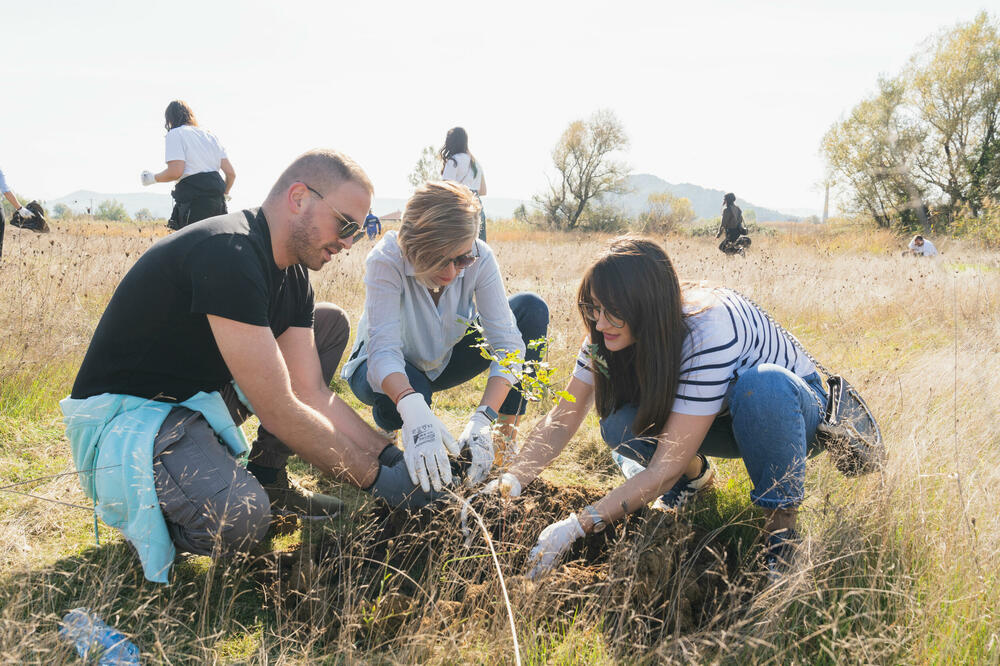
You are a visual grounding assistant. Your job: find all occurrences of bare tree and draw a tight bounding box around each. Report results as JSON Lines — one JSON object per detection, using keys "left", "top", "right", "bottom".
{"left": 535, "top": 110, "right": 630, "bottom": 229}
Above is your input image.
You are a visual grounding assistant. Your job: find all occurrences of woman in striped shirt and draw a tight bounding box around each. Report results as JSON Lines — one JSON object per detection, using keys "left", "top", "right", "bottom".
{"left": 490, "top": 237, "right": 829, "bottom": 579}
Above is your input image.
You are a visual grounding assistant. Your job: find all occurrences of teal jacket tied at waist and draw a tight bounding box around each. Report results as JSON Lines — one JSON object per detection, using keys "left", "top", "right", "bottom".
{"left": 60, "top": 391, "right": 249, "bottom": 584}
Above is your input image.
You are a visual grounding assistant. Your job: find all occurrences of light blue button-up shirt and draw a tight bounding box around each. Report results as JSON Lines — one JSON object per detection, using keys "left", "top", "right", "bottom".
{"left": 341, "top": 231, "right": 524, "bottom": 391}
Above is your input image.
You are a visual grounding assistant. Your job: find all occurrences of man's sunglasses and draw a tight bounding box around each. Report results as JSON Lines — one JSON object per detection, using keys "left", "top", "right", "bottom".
{"left": 445, "top": 243, "right": 480, "bottom": 270}
{"left": 302, "top": 183, "right": 364, "bottom": 241}
{"left": 578, "top": 302, "right": 625, "bottom": 328}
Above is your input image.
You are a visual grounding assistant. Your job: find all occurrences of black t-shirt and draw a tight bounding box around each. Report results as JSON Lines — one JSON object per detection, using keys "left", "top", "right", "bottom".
{"left": 71, "top": 209, "right": 314, "bottom": 402}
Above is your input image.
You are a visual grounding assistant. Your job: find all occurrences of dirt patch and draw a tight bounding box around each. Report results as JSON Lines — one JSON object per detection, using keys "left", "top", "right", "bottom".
{"left": 250, "top": 479, "right": 745, "bottom": 652}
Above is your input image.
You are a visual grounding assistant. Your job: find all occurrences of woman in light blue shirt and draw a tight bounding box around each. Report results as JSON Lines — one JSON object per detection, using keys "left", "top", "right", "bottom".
{"left": 343, "top": 181, "right": 547, "bottom": 494}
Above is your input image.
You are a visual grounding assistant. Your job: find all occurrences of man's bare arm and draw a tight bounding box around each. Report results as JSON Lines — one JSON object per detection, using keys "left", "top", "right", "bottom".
{"left": 207, "top": 315, "right": 378, "bottom": 487}
{"left": 277, "top": 326, "right": 389, "bottom": 461}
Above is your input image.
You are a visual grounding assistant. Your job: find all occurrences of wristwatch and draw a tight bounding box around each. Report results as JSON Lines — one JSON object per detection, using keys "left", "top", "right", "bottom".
{"left": 476, "top": 405, "right": 499, "bottom": 423}
{"left": 581, "top": 504, "right": 606, "bottom": 534}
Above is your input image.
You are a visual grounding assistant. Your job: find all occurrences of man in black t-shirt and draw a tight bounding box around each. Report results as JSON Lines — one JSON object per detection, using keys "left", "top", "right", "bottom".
{"left": 67, "top": 149, "right": 435, "bottom": 570}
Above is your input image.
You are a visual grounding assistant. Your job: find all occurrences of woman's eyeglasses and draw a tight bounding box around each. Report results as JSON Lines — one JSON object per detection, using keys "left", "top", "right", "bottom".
{"left": 578, "top": 302, "right": 625, "bottom": 328}
{"left": 302, "top": 183, "right": 363, "bottom": 240}
{"left": 445, "top": 243, "right": 480, "bottom": 270}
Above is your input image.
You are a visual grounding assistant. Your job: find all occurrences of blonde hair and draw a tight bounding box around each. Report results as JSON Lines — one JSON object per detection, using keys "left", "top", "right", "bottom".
{"left": 399, "top": 181, "right": 481, "bottom": 285}
{"left": 266, "top": 149, "right": 373, "bottom": 201}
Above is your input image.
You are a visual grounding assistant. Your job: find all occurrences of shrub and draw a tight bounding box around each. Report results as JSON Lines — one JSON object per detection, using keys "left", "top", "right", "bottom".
{"left": 950, "top": 199, "right": 1000, "bottom": 248}
{"left": 95, "top": 199, "right": 131, "bottom": 223}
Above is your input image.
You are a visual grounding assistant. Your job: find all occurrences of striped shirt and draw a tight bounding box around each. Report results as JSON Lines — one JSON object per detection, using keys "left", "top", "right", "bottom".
{"left": 572, "top": 288, "right": 816, "bottom": 416}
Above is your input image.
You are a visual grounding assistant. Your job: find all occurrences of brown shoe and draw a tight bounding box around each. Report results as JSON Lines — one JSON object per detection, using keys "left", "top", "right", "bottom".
{"left": 262, "top": 468, "right": 344, "bottom": 519}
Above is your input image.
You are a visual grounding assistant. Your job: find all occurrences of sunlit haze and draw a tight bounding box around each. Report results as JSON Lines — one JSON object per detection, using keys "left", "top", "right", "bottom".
{"left": 3, "top": 0, "right": 993, "bottom": 214}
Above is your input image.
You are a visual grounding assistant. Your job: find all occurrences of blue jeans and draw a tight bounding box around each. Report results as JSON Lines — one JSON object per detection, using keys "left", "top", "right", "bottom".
{"left": 348, "top": 292, "right": 549, "bottom": 431}
{"left": 599, "top": 365, "right": 828, "bottom": 509}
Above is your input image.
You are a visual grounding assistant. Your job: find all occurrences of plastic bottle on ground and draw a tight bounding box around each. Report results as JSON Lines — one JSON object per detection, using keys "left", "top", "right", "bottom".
{"left": 59, "top": 608, "right": 140, "bottom": 665}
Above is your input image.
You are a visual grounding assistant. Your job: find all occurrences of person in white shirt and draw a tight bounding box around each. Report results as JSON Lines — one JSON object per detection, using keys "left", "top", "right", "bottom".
{"left": 907, "top": 234, "right": 938, "bottom": 256}
{"left": 343, "top": 181, "right": 548, "bottom": 493}
{"left": 440, "top": 127, "right": 488, "bottom": 241}
{"left": 141, "top": 100, "right": 236, "bottom": 230}
{"left": 487, "top": 237, "right": 840, "bottom": 581}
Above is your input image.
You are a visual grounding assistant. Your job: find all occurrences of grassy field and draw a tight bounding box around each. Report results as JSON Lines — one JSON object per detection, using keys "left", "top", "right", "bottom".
{"left": 1, "top": 218, "right": 998, "bottom": 664}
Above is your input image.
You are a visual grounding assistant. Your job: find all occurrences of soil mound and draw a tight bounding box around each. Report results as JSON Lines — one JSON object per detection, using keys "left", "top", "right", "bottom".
{"left": 250, "top": 479, "right": 744, "bottom": 651}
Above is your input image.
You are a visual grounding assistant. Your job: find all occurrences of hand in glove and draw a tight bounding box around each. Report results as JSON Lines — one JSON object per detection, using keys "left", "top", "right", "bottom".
{"left": 141, "top": 170, "right": 157, "bottom": 186}
{"left": 459, "top": 408, "right": 494, "bottom": 486}
{"left": 481, "top": 472, "right": 522, "bottom": 498}
{"left": 16, "top": 206, "right": 34, "bottom": 219}
{"left": 397, "top": 392, "right": 459, "bottom": 492}
{"left": 526, "top": 513, "right": 585, "bottom": 580}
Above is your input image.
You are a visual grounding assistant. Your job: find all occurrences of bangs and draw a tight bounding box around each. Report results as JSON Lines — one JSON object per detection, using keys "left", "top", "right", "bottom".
{"left": 585, "top": 257, "right": 632, "bottom": 325}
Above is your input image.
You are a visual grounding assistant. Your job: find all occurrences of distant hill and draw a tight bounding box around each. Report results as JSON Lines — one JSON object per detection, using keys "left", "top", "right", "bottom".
{"left": 606, "top": 174, "right": 803, "bottom": 222}
{"left": 46, "top": 179, "right": 800, "bottom": 223}
{"left": 46, "top": 190, "right": 531, "bottom": 221}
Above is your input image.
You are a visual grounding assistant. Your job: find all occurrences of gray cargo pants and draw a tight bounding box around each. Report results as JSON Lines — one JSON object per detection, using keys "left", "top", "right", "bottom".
{"left": 152, "top": 303, "right": 350, "bottom": 556}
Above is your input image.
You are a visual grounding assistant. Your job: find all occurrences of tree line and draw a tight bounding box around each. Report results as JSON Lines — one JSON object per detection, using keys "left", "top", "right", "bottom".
{"left": 822, "top": 11, "right": 1000, "bottom": 234}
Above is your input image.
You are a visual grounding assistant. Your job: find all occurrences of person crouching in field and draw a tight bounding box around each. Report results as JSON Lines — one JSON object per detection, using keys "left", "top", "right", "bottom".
{"left": 906, "top": 234, "right": 938, "bottom": 257}
{"left": 342, "top": 181, "right": 549, "bottom": 495}
{"left": 488, "top": 237, "right": 831, "bottom": 580}
{"left": 62, "top": 150, "right": 437, "bottom": 584}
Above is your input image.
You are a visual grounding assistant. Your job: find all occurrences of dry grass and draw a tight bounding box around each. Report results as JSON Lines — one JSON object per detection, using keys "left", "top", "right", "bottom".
{"left": 1, "top": 217, "right": 998, "bottom": 663}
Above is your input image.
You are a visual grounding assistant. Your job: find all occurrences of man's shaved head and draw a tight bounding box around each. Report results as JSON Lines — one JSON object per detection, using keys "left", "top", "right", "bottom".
{"left": 266, "top": 149, "right": 374, "bottom": 202}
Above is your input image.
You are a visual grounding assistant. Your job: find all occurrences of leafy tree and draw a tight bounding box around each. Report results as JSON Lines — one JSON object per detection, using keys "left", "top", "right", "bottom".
{"left": 634, "top": 192, "right": 695, "bottom": 233}
{"left": 96, "top": 199, "right": 131, "bottom": 222}
{"left": 534, "top": 109, "right": 630, "bottom": 229}
{"left": 134, "top": 208, "right": 155, "bottom": 222}
{"left": 512, "top": 203, "right": 529, "bottom": 222}
{"left": 822, "top": 76, "right": 928, "bottom": 227}
{"left": 822, "top": 12, "right": 1000, "bottom": 229}
{"left": 408, "top": 145, "right": 440, "bottom": 190}
{"left": 52, "top": 203, "right": 73, "bottom": 219}
{"left": 906, "top": 11, "right": 1000, "bottom": 215}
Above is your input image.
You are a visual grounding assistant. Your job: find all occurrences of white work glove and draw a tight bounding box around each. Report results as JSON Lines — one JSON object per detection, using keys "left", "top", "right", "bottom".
{"left": 141, "top": 170, "right": 156, "bottom": 186}
{"left": 482, "top": 472, "right": 522, "bottom": 498}
{"left": 397, "top": 392, "right": 459, "bottom": 493}
{"left": 16, "top": 206, "right": 34, "bottom": 219}
{"left": 459, "top": 408, "right": 494, "bottom": 486}
{"left": 526, "top": 513, "right": 585, "bottom": 580}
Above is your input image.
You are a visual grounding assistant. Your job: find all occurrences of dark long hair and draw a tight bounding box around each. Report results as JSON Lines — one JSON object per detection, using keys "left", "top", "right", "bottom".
{"left": 439, "top": 127, "right": 478, "bottom": 177}
{"left": 164, "top": 100, "right": 198, "bottom": 131}
{"left": 578, "top": 237, "right": 689, "bottom": 437}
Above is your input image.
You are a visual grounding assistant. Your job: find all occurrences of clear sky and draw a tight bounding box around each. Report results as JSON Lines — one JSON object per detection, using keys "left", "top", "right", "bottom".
{"left": 1, "top": 0, "right": 993, "bottom": 214}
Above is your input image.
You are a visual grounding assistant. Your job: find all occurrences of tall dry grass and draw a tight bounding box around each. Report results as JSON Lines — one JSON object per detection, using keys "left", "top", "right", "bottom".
{"left": 1, "top": 217, "right": 998, "bottom": 663}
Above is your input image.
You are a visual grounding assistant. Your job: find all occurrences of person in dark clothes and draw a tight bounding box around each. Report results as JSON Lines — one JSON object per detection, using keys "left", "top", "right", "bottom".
{"left": 64, "top": 150, "right": 437, "bottom": 584}
{"left": 716, "top": 192, "right": 747, "bottom": 252}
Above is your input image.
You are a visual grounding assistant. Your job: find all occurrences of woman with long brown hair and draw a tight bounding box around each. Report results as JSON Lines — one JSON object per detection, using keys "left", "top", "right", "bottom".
{"left": 439, "top": 127, "right": 487, "bottom": 241}
{"left": 141, "top": 100, "right": 236, "bottom": 230}
{"left": 491, "top": 237, "right": 831, "bottom": 580}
